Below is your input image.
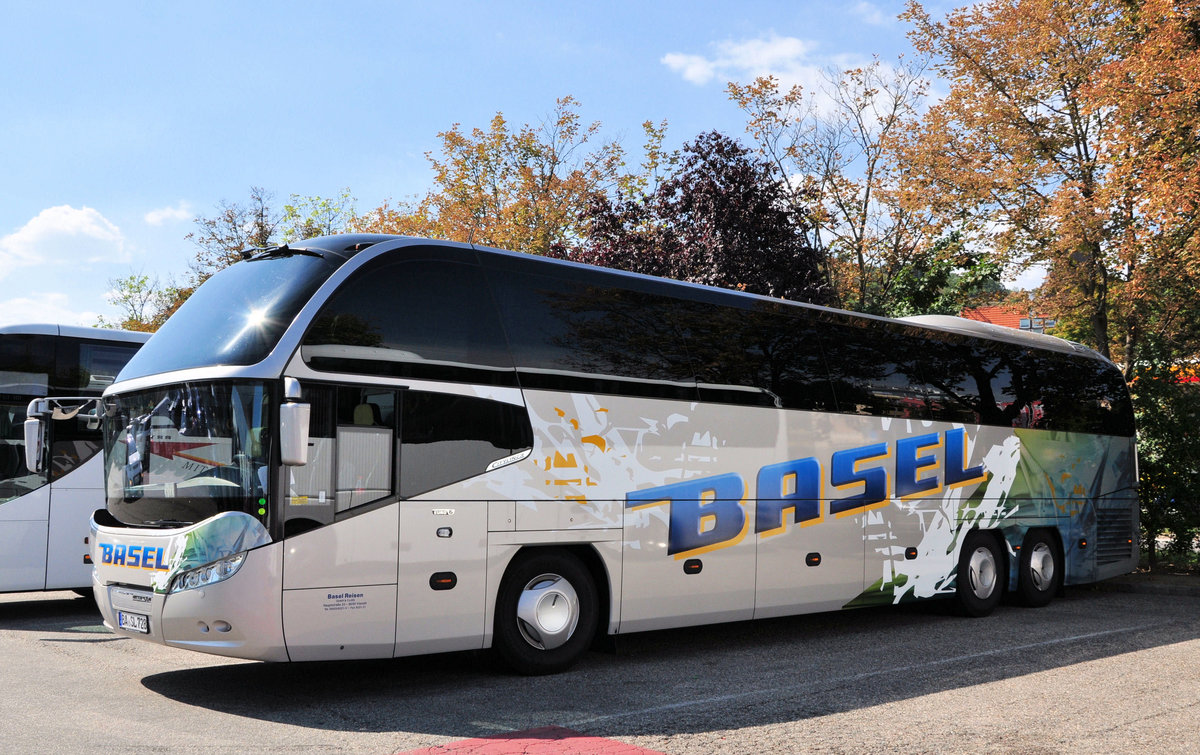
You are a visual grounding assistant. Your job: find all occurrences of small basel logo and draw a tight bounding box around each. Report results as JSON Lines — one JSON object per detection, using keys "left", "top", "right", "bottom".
{"left": 97, "top": 543, "right": 169, "bottom": 571}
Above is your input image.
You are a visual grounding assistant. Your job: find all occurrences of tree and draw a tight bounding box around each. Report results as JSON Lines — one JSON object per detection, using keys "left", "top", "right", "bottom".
{"left": 187, "top": 185, "right": 279, "bottom": 286}
{"left": 1130, "top": 337, "right": 1200, "bottom": 569}
{"left": 280, "top": 188, "right": 357, "bottom": 243}
{"left": 901, "top": 0, "right": 1200, "bottom": 568}
{"left": 897, "top": 0, "right": 1198, "bottom": 371}
{"left": 565, "top": 131, "right": 829, "bottom": 304}
{"left": 353, "top": 97, "right": 624, "bottom": 255}
{"left": 96, "top": 272, "right": 186, "bottom": 332}
{"left": 729, "top": 57, "right": 939, "bottom": 313}
{"left": 99, "top": 187, "right": 357, "bottom": 332}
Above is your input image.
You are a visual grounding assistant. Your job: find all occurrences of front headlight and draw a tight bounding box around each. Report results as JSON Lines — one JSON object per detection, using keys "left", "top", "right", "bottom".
{"left": 169, "top": 552, "right": 247, "bottom": 593}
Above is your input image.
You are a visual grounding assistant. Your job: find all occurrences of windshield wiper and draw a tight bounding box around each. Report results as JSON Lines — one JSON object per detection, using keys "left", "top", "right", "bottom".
{"left": 143, "top": 518, "right": 193, "bottom": 528}
{"left": 240, "top": 243, "right": 324, "bottom": 261}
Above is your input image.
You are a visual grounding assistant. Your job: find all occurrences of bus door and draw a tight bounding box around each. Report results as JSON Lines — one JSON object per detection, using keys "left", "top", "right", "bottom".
{"left": 44, "top": 408, "right": 107, "bottom": 590}
{"left": 0, "top": 398, "right": 50, "bottom": 592}
{"left": 281, "top": 385, "right": 399, "bottom": 661}
{"left": 0, "top": 487, "right": 49, "bottom": 592}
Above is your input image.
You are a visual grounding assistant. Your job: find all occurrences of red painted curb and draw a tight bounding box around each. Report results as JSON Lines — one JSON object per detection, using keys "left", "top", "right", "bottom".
{"left": 395, "top": 725, "right": 667, "bottom": 754}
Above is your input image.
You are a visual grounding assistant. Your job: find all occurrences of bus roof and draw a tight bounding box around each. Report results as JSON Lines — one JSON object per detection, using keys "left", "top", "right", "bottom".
{"left": 289, "top": 234, "right": 1110, "bottom": 367}
{"left": 0, "top": 323, "right": 152, "bottom": 344}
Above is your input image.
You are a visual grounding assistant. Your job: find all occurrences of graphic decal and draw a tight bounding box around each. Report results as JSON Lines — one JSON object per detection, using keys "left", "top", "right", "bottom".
{"left": 856, "top": 427, "right": 1136, "bottom": 607}
{"left": 93, "top": 511, "right": 272, "bottom": 593}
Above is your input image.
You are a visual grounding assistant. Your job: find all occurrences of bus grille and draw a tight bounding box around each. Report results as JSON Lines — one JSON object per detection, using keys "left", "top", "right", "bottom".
{"left": 1095, "top": 506, "right": 1135, "bottom": 565}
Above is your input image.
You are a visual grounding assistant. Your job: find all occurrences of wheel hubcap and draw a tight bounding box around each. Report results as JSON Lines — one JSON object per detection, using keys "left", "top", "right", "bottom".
{"left": 515, "top": 573, "right": 579, "bottom": 650}
{"left": 967, "top": 546, "right": 998, "bottom": 600}
{"left": 1029, "top": 542, "right": 1055, "bottom": 591}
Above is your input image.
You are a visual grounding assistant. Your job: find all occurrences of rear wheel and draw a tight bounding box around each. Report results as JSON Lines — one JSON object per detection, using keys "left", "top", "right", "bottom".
{"left": 493, "top": 550, "right": 598, "bottom": 675}
{"left": 955, "top": 531, "right": 1003, "bottom": 617}
{"left": 1017, "top": 530, "right": 1061, "bottom": 607}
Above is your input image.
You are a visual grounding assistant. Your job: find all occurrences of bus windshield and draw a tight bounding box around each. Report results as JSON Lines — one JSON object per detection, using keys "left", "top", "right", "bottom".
{"left": 102, "top": 382, "right": 273, "bottom": 529}
{"left": 117, "top": 253, "right": 342, "bottom": 381}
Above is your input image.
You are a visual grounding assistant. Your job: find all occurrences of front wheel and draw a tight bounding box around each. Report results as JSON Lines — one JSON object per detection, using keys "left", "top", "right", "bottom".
{"left": 1017, "top": 530, "right": 1061, "bottom": 607}
{"left": 493, "top": 550, "right": 598, "bottom": 675}
{"left": 955, "top": 531, "right": 1003, "bottom": 617}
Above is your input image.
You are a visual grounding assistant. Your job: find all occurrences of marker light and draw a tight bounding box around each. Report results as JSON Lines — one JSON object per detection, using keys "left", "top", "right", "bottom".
{"left": 169, "top": 552, "right": 247, "bottom": 594}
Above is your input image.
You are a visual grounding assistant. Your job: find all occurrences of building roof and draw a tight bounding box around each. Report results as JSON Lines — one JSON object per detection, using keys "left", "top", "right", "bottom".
{"left": 960, "top": 305, "right": 1057, "bottom": 334}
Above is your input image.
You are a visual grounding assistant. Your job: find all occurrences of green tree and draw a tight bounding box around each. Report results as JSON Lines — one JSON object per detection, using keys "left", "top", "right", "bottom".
{"left": 96, "top": 272, "right": 186, "bottom": 332}
{"left": 280, "top": 188, "right": 357, "bottom": 243}
{"left": 187, "top": 185, "right": 279, "bottom": 286}
{"left": 99, "top": 186, "right": 356, "bottom": 332}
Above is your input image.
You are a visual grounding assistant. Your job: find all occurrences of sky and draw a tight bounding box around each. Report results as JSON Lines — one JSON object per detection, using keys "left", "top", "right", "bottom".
{"left": 0, "top": 0, "right": 982, "bottom": 329}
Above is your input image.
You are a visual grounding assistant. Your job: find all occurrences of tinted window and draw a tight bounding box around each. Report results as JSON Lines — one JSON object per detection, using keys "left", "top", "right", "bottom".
{"left": 0, "top": 334, "right": 54, "bottom": 396}
{"left": 401, "top": 391, "right": 533, "bottom": 498}
{"left": 820, "top": 319, "right": 932, "bottom": 419}
{"left": 676, "top": 300, "right": 835, "bottom": 411}
{"left": 56, "top": 337, "right": 141, "bottom": 394}
{"left": 1031, "top": 351, "right": 1134, "bottom": 436}
{"left": 303, "top": 259, "right": 516, "bottom": 386}
{"left": 490, "top": 269, "right": 695, "bottom": 399}
{"left": 121, "top": 254, "right": 341, "bottom": 381}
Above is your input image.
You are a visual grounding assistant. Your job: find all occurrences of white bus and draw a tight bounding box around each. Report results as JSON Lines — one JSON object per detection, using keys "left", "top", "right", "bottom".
{"left": 1, "top": 323, "right": 148, "bottom": 593}
{"left": 66, "top": 236, "right": 1136, "bottom": 673}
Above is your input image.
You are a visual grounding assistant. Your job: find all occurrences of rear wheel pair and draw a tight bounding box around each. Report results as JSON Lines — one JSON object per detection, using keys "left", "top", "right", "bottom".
{"left": 955, "top": 529, "right": 1062, "bottom": 616}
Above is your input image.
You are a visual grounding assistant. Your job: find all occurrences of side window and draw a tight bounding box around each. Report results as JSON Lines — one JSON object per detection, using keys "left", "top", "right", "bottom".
{"left": 0, "top": 333, "right": 53, "bottom": 396}
{"left": 1036, "top": 352, "right": 1134, "bottom": 435}
{"left": 401, "top": 390, "right": 533, "bottom": 498}
{"left": 819, "top": 320, "right": 933, "bottom": 419}
{"left": 302, "top": 258, "right": 516, "bottom": 386}
{"left": 676, "top": 300, "right": 836, "bottom": 411}
{"left": 489, "top": 269, "right": 696, "bottom": 400}
{"left": 56, "top": 337, "right": 142, "bottom": 394}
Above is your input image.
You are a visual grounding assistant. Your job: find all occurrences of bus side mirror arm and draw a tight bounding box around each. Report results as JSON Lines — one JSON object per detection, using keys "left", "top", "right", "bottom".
{"left": 23, "top": 399, "right": 47, "bottom": 475}
{"left": 279, "top": 378, "right": 310, "bottom": 466}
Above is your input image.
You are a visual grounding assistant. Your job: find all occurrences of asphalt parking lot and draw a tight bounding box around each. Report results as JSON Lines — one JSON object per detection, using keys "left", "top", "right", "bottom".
{"left": 1, "top": 577, "right": 1198, "bottom": 754}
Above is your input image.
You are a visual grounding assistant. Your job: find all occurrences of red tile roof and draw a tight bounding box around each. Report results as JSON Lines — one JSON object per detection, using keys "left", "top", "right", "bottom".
{"left": 960, "top": 305, "right": 1047, "bottom": 329}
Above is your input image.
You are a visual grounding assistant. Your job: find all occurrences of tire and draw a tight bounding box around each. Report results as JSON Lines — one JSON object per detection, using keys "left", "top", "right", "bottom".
{"left": 493, "top": 550, "right": 598, "bottom": 675}
{"left": 955, "top": 531, "right": 1004, "bottom": 617}
{"left": 1017, "top": 530, "right": 1061, "bottom": 608}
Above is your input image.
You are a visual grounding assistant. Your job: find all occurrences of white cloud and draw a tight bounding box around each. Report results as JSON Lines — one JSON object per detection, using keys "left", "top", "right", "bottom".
{"left": 852, "top": 2, "right": 890, "bottom": 26}
{"left": 0, "top": 205, "right": 126, "bottom": 278}
{"left": 662, "top": 34, "right": 824, "bottom": 90}
{"left": 0, "top": 292, "right": 101, "bottom": 328}
{"left": 660, "top": 53, "right": 717, "bottom": 85}
{"left": 144, "top": 201, "right": 193, "bottom": 226}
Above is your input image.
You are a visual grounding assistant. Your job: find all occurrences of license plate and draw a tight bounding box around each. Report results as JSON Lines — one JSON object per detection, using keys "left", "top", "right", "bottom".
{"left": 117, "top": 610, "right": 149, "bottom": 634}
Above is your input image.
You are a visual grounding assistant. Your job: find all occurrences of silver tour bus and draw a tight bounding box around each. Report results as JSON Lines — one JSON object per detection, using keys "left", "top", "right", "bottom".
{"left": 2, "top": 323, "right": 148, "bottom": 593}
{"left": 53, "top": 236, "right": 1135, "bottom": 673}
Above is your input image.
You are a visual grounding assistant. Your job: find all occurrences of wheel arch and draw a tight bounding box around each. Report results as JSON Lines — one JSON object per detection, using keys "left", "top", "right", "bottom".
{"left": 489, "top": 542, "right": 615, "bottom": 644}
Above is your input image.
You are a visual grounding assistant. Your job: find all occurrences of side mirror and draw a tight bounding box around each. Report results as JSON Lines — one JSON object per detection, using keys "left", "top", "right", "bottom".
{"left": 279, "top": 401, "right": 311, "bottom": 466}
{"left": 23, "top": 415, "right": 45, "bottom": 475}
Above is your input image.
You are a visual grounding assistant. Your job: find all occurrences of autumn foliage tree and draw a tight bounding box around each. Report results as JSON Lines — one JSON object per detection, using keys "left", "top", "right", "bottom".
{"left": 901, "top": 0, "right": 1200, "bottom": 563}
{"left": 354, "top": 96, "right": 624, "bottom": 256}
{"left": 728, "top": 58, "right": 961, "bottom": 314}
{"left": 899, "top": 0, "right": 1200, "bottom": 374}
